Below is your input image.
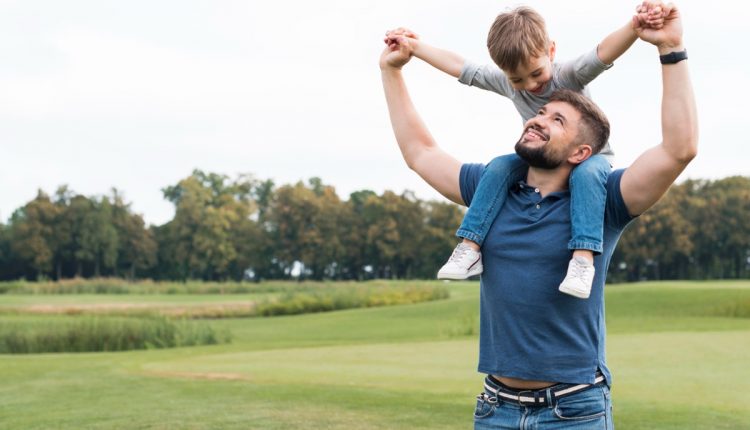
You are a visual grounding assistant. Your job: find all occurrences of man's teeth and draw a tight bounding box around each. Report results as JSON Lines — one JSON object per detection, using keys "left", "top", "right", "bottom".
{"left": 527, "top": 130, "right": 544, "bottom": 139}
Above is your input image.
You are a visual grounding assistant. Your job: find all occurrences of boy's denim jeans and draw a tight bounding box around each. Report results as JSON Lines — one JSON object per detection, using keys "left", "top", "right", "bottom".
{"left": 474, "top": 383, "right": 614, "bottom": 429}
{"left": 456, "top": 153, "right": 610, "bottom": 254}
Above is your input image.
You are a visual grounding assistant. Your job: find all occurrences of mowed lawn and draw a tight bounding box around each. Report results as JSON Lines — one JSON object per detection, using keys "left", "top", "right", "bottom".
{"left": 1, "top": 281, "right": 749, "bottom": 429}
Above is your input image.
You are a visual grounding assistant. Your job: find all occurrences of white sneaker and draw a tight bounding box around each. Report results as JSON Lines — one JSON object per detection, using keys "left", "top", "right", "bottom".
{"left": 437, "top": 243, "right": 483, "bottom": 280}
{"left": 558, "top": 256, "right": 595, "bottom": 299}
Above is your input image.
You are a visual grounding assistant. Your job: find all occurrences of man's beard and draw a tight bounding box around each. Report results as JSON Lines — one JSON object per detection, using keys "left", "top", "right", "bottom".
{"left": 514, "top": 133, "right": 564, "bottom": 170}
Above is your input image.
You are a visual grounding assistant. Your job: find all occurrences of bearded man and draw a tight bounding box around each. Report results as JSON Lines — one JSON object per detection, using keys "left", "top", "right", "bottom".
{"left": 381, "top": 4, "right": 696, "bottom": 429}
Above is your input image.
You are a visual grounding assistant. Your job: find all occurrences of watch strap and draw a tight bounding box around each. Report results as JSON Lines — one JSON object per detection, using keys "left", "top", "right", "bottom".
{"left": 660, "top": 49, "right": 688, "bottom": 65}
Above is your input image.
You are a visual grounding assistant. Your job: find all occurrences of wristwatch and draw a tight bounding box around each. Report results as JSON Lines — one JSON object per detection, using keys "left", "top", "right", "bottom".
{"left": 659, "top": 49, "right": 688, "bottom": 65}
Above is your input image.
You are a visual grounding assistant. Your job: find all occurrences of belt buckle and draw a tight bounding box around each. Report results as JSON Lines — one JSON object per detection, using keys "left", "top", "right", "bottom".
{"left": 516, "top": 390, "right": 540, "bottom": 406}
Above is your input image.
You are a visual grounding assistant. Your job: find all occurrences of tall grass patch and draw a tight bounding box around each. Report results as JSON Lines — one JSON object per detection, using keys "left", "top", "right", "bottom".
{"left": 0, "top": 278, "right": 449, "bottom": 296}
{"left": 0, "top": 316, "right": 229, "bottom": 354}
{"left": 707, "top": 298, "right": 750, "bottom": 318}
{"left": 0, "top": 278, "right": 278, "bottom": 295}
{"left": 256, "top": 284, "right": 450, "bottom": 317}
{"left": 1, "top": 283, "right": 451, "bottom": 319}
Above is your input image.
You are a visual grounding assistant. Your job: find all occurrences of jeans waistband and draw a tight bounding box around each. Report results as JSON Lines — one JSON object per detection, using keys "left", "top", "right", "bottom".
{"left": 482, "top": 372, "right": 606, "bottom": 407}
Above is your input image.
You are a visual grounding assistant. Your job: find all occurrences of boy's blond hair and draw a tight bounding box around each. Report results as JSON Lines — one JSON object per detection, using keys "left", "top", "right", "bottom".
{"left": 486, "top": 6, "right": 550, "bottom": 72}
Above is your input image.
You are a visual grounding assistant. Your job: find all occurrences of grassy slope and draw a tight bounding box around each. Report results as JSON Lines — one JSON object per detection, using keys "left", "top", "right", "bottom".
{"left": 1, "top": 281, "right": 749, "bottom": 429}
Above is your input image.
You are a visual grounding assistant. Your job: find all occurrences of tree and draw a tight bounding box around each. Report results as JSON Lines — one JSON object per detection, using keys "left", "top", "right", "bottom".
{"left": 614, "top": 185, "right": 695, "bottom": 281}
{"left": 8, "top": 191, "right": 62, "bottom": 278}
{"left": 0, "top": 222, "right": 22, "bottom": 280}
{"left": 687, "top": 177, "right": 750, "bottom": 278}
{"left": 236, "top": 179, "right": 277, "bottom": 280}
{"left": 265, "top": 178, "right": 345, "bottom": 280}
{"left": 110, "top": 189, "right": 157, "bottom": 279}
{"left": 339, "top": 190, "right": 377, "bottom": 279}
{"left": 416, "top": 200, "right": 465, "bottom": 278}
{"left": 81, "top": 198, "right": 118, "bottom": 277}
{"left": 161, "top": 170, "right": 256, "bottom": 280}
{"left": 357, "top": 191, "right": 427, "bottom": 279}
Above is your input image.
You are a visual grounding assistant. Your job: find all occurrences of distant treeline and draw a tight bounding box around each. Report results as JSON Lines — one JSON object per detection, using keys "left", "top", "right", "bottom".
{"left": 1, "top": 171, "right": 748, "bottom": 282}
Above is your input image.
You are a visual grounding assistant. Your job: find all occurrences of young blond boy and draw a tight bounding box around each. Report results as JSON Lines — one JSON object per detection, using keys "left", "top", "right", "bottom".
{"left": 386, "top": 4, "right": 664, "bottom": 298}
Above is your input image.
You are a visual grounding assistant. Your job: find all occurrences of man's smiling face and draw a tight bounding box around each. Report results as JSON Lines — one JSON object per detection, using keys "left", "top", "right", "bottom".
{"left": 515, "top": 101, "right": 582, "bottom": 169}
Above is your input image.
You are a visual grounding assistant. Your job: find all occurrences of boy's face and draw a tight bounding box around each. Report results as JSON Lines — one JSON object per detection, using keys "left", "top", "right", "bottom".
{"left": 505, "top": 42, "right": 556, "bottom": 94}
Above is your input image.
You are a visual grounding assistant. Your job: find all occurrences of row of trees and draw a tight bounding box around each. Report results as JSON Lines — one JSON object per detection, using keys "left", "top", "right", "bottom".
{"left": 611, "top": 176, "right": 750, "bottom": 281}
{"left": 0, "top": 187, "right": 155, "bottom": 281}
{"left": 0, "top": 171, "right": 463, "bottom": 281}
{"left": 1, "top": 171, "right": 748, "bottom": 282}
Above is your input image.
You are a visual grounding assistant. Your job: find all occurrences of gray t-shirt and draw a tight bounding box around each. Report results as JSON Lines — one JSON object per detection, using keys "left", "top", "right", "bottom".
{"left": 458, "top": 47, "right": 614, "bottom": 159}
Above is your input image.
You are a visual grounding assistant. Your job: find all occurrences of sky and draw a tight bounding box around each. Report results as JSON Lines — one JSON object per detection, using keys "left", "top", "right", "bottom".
{"left": 1, "top": 0, "right": 746, "bottom": 226}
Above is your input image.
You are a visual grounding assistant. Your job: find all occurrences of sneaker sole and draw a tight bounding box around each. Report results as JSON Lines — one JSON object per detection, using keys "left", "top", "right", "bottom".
{"left": 437, "top": 266, "right": 483, "bottom": 280}
{"left": 558, "top": 284, "right": 591, "bottom": 299}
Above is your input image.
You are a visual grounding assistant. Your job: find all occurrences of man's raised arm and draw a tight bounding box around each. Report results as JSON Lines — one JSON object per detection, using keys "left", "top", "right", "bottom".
{"left": 381, "top": 35, "right": 464, "bottom": 205}
{"left": 620, "top": 3, "right": 698, "bottom": 216}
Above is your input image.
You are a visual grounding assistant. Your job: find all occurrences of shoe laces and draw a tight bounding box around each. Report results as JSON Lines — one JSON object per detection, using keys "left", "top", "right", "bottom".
{"left": 570, "top": 258, "right": 592, "bottom": 280}
{"left": 449, "top": 244, "right": 473, "bottom": 262}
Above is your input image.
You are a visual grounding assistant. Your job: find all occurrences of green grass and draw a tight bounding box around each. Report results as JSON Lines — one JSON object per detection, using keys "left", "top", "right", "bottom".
{"left": 1, "top": 280, "right": 749, "bottom": 429}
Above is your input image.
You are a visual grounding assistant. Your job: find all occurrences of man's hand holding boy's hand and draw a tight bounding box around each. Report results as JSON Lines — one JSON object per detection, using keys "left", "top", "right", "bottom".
{"left": 633, "top": 0, "right": 671, "bottom": 30}
{"left": 384, "top": 28, "right": 421, "bottom": 57}
{"left": 381, "top": 31, "right": 415, "bottom": 70}
{"left": 634, "top": 2, "right": 683, "bottom": 51}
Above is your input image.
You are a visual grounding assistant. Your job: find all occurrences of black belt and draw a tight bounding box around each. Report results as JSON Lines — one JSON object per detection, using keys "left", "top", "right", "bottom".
{"left": 482, "top": 372, "right": 606, "bottom": 407}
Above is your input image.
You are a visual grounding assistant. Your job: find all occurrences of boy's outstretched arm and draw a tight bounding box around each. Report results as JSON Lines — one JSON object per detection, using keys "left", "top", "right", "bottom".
{"left": 596, "top": 21, "right": 639, "bottom": 65}
{"left": 597, "top": 1, "right": 667, "bottom": 64}
{"left": 385, "top": 28, "right": 465, "bottom": 78}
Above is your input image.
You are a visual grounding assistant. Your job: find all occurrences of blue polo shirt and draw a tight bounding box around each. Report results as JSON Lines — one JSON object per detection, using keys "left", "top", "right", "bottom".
{"left": 460, "top": 165, "right": 635, "bottom": 385}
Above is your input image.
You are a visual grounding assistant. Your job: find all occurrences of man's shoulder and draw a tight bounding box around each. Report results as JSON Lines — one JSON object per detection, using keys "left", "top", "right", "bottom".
{"left": 605, "top": 169, "right": 636, "bottom": 230}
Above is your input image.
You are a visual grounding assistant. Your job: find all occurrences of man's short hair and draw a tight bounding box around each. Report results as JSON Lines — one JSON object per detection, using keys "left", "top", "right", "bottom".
{"left": 550, "top": 89, "right": 610, "bottom": 154}
{"left": 487, "top": 6, "right": 550, "bottom": 72}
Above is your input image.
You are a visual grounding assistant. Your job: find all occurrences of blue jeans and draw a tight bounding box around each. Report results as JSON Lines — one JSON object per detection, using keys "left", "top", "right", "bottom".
{"left": 456, "top": 153, "right": 610, "bottom": 254}
{"left": 474, "top": 383, "right": 614, "bottom": 429}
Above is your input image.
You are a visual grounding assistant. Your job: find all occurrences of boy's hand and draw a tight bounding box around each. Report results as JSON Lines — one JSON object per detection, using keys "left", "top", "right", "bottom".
{"left": 381, "top": 33, "right": 414, "bottom": 70}
{"left": 385, "top": 27, "right": 420, "bottom": 41}
{"left": 633, "top": 1, "right": 671, "bottom": 29}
